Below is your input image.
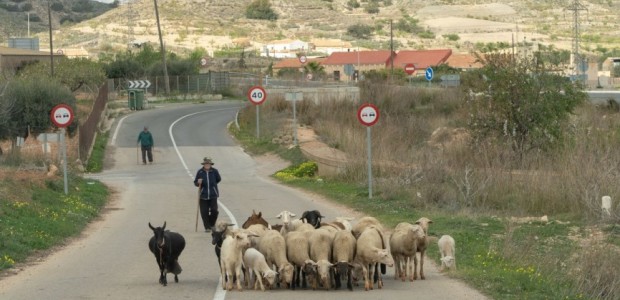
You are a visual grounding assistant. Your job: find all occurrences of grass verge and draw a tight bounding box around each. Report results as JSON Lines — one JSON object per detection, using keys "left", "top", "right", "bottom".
{"left": 0, "top": 173, "right": 108, "bottom": 270}
{"left": 232, "top": 129, "right": 601, "bottom": 300}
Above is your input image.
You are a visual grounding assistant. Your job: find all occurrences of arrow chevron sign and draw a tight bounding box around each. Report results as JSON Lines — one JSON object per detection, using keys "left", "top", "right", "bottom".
{"left": 127, "top": 80, "right": 151, "bottom": 89}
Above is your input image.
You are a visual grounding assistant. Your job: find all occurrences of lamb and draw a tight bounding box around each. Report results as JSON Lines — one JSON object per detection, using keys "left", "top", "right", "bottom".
{"left": 332, "top": 229, "right": 357, "bottom": 290}
{"left": 389, "top": 222, "right": 425, "bottom": 281}
{"left": 257, "top": 229, "right": 295, "bottom": 288}
{"left": 243, "top": 248, "right": 278, "bottom": 291}
{"left": 354, "top": 225, "right": 394, "bottom": 291}
{"left": 437, "top": 235, "right": 456, "bottom": 271}
{"left": 285, "top": 230, "right": 316, "bottom": 290}
{"left": 220, "top": 230, "right": 255, "bottom": 291}
{"left": 309, "top": 228, "right": 336, "bottom": 290}
{"left": 413, "top": 217, "right": 433, "bottom": 280}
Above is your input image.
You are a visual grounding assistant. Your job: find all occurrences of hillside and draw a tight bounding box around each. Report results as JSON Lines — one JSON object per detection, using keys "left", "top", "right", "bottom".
{"left": 3, "top": 0, "right": 620, "bottom": 60}
{"left": 0, "top": 0, "right": 116, "bottom": 43}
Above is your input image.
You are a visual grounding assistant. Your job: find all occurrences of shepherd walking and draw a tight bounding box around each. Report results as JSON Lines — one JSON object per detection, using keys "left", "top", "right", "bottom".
{"left": 137, "top": 126, "right": 154, "bottom": 164}
{"left": 193, "top": 157, "right": 221, "bottom": 232}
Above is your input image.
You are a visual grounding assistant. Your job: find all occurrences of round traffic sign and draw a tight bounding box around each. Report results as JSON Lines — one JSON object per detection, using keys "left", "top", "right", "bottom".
{"left": 299, "top": 55, "right": 307, "bottom": 64}
{"left": 404, "top": 63, "right": 416, "bottom": 75}
{"left": 200, "top": 57, "right": 208, "bottom": 66}
{"left": 50, "top": 104, "right": 74, "bottom": 128}
{"left": 357, "top": 103, "right": 380, "bottom": 127}
{"left": 425, "top": 67, "right": 434, "bottom": 81}
{"left": 247, "top": 86, "right": 267, "bottom": 105}
{"left": 306, "top": 73, "right": 313, "bottom": 80}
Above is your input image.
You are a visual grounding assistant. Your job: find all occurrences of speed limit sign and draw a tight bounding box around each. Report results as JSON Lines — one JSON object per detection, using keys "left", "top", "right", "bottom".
{"left": 247, "top": 86, "right": 267, "bottom": 105}
{"left": 50, "top": 104, "right": 74, "bottom": 128}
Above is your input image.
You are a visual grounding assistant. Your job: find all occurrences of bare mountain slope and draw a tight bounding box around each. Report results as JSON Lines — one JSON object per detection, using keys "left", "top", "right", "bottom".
{"left": 12, "top": 0, "right": 620, "bottom": 58}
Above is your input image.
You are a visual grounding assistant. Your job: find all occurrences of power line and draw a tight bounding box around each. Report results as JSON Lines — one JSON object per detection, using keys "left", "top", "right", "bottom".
{"left": 565, "top": 0, "right": 588, "bottom": 77}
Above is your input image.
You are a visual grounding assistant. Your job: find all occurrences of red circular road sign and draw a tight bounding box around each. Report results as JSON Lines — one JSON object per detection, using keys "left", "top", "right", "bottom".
{"left": 50, "top": 104, "right": 74, "bottom": 128}
{"left": 247, "top": 86, "right": 267, "bottom": 105}
{"left": 357, "top": 103, "right": 380, "bottom": 127}
{"left": 404, "top": 63, "right": 416, "bottom": 75}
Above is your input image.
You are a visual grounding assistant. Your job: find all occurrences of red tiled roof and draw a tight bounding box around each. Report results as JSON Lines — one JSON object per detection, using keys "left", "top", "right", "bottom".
{"left": 273, "top": 57, "right": 325, "bottom": 69}
{"left": 392, "top": 49, "right": 452, "bottom": 71}
{"left": 322, "top": 50, "right": 394, "bottom": 66}
{"left": 446, "top": 53, "right": 483, "bottom": 69}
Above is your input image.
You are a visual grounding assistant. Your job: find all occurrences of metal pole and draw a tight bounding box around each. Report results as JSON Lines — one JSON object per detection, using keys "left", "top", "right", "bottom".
{"left": 256, "top": 105, "right": 260, "bottom": 139}
{"left": 47, "top": 0, "right": 54, "bottom": 77}
{"left": 293, "top": 93, "right": 298, "bottom": 146}
{"left": 367, "top": 126, "right": 373, "bottom": 199}
{"left": 61, "top": 128, "right": 68, "bottom": 195}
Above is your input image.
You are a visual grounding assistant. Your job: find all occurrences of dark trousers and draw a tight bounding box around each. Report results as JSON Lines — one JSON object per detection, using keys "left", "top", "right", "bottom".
{"left": 141, "top": 145, "right": 153, "bottom": 163}
{"left": 199, "top": 198, "right": 219, "bottom": 230}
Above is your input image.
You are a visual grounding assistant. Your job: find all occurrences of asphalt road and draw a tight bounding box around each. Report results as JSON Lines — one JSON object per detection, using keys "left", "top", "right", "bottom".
{"left": 0, "top": 101, "right": 489, "bottom": 300}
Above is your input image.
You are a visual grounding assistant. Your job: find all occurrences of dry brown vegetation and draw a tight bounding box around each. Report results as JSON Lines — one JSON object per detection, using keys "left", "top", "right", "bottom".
{"left": 252, "top": 83, "right": 620, "bottom": 221}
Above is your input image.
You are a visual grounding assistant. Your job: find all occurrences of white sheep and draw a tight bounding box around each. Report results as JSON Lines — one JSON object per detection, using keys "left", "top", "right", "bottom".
{"left": 389, "top": 222, "right": 425, "bottom": 281}
{"left": 354, "top": 225, "right": 394, "bottom": 291}
{"left": 220, "top": 230, "right": 255, "bottom": 291}
{"left": 285, "top": 230, "right": 316, "bottom": 290}
{"left": 438, "top": 235, "right": 456, "bottom": 271}
{"left": 351, "top": 216, "right": 383, "bottom": 239}
{"left": 309, "top": 228, "right": 335, "bottom": 290}
{"left": 257, "top": 229, "right": 295, "bottom": 288}
{"left": 413, "top": 217, "right": 433, "bottom": 280}
{"left": 243, "top": 248, "right": 278, "bottom": 291}
{"left": 332, "top": 229, "right": 357, "bottom": 290}
{"left": 276, "top": 210, "right": 298, "bottom": 237}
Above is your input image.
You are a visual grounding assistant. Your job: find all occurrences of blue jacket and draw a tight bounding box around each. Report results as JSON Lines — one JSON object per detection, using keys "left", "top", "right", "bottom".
{"left": 194, "top": 168, "right": 221, "bottom": 200}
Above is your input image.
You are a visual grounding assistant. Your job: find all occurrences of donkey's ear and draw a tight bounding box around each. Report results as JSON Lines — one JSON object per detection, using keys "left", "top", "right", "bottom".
{"left": 148, "top": 222, "right": 155, "bottom": 230}
{"left": 162, "top": 221, "right": 166, "bottom": 230}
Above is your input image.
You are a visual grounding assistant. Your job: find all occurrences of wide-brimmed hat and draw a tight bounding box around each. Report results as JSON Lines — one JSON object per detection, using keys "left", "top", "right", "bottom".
{"left": 201, "top": 157, "right": 214, "bottom": 165}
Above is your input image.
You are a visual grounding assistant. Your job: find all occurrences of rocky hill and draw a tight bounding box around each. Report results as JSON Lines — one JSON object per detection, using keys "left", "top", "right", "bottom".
{"left": 2, "top": 0, "right": 620, "bottom": 60}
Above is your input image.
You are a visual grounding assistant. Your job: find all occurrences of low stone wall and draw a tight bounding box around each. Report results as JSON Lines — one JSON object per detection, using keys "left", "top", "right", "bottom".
{"left": 299, "top": 140, "right": 348, "bottom": 177}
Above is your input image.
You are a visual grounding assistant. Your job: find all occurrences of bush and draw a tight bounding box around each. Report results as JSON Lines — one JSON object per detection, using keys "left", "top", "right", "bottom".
{"left": 245, "top": 0, "right": 278, "bottom": 21}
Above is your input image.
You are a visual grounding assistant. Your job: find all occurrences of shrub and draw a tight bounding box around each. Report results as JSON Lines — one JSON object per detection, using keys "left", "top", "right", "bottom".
{"left": 245, "top": 0, "right": 278, "bottom": 21}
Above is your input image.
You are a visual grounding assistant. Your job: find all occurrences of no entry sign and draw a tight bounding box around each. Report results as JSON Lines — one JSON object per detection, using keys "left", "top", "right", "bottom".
{"left": 404, "top": 63, "right": 416, "bottom": 75}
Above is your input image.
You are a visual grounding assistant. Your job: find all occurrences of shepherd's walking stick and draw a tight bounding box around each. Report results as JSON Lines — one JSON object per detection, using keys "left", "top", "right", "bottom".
{"left": 195, "top": 183, "right": 201, "bottom": 232}
{"left": 136, "top": 144, "right": 140, "bottom": 165}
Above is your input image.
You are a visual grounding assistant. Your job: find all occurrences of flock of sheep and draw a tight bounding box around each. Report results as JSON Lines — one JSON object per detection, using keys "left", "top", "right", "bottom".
{"left": 212, "top": 209, "right": 457, "bottom": 292}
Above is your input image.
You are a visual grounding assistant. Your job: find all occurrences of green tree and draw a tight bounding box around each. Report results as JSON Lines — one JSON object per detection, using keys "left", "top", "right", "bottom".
{"left": 277, "top": 68, "right": 300, "bottom": 79}
{"left": 347, "top": 24, "right": 373, "bottom": 39}
{"left": 0, "top": 75, "right": 76, "bottom": 140}
{"left": 17, "top": 58, "right": 106, "bottom": 92}
{"left": 462, "top": 53, "right": 586, "bottom": 160}
{"left": 246, "top": 0, "right": 278, "bottom": 21}
{"left": 303, "top": 61, "right": 326, "bottom": 80}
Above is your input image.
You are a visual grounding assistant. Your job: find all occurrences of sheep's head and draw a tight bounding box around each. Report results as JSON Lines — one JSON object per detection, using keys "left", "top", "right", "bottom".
{"left": 374, "top": 248, "right": 394, "bottom": 267}
{"left": 279, "top": 263, "right": 295, "bottom": 287}
{"left": 441, "top": 256, "right": 455, "bottom": 269}
{"left": 276, "top": 210, "right": 296, "bottom": 225}
{"left": 262, "top": 270, "right": 277, "bottom": 288}
{"left": 415, "top": 217, "right": 433, "bottom": 233}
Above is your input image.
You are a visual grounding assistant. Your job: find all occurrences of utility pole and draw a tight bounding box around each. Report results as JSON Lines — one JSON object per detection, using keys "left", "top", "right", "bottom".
{"left": 389, "top": 19, "right": 394, "bottom": 80}
{"left": 153, "top": 0, "right": 170, "bottom": 94}
{"left": 47, "top": 0, "right": 54, "bottom": 77}
{"left": 566, "top": 0, "right": 588, "bottom": 78}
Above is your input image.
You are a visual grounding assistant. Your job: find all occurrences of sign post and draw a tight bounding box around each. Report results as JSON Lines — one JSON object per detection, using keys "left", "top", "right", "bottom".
{"left": 285, "top": 91, "right": 303, "bottom": 145}
{"left": 50, "top": 104, "right": 74, "bottom": 195}
{"left": 357, "top": 103, "right": 380, "bottom": 199}
{"left": 247, "top": 86, "right": 267, "bottom": 139}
